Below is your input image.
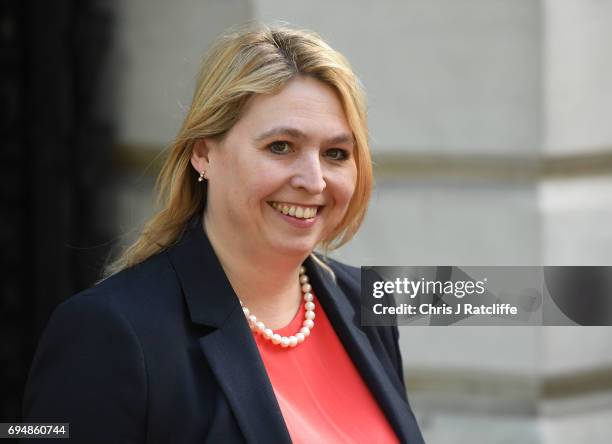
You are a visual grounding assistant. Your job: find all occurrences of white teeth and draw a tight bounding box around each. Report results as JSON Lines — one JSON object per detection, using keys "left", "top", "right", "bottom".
{"left": 270, "top": 202, "right": 318, "bottom": 219}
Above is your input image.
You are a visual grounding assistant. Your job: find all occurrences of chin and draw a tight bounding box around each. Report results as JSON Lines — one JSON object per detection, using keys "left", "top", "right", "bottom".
{"left": 270, "top": 239, "right": 315, "bottom": 258}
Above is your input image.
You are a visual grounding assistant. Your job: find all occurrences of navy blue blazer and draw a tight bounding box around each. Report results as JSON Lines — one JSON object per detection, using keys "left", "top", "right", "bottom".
{"left": 23, "top": 216, "right": 425, "bottom": 443}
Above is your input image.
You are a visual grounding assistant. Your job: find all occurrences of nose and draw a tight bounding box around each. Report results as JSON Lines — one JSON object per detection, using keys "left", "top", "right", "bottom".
{"left": 290, "top": 153, "right": 327, "bottom": 194}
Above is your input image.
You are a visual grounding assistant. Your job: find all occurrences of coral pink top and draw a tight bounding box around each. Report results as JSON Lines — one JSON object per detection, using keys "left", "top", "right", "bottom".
{"left": 253, "top": 293, "right": 400, "bottom": 444}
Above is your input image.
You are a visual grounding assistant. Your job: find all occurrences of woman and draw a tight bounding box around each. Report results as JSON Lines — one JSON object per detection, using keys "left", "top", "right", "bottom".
{"left": 23, "top": 23, "right": 425, "bottom": 443}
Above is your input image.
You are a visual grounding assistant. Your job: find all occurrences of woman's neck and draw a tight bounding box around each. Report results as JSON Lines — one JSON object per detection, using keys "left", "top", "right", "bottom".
{"left": 202, "top": 214, "right": 308, "bottom": 330}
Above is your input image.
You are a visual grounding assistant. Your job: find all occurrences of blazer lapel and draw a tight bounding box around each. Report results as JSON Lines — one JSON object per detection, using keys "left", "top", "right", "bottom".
{"left": 166, "top": 217, "right": 291, "bottom": 443}
{"left": 306, "top": 256, "right": 424, "bottom": 444}
{"left": 197, "top": 312, "right": 292, "bottom": 443}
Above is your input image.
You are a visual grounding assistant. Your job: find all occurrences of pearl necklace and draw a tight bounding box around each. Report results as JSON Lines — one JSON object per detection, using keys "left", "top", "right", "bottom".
{"left": 240, "top": 265, "right": 315, "bottom": 348}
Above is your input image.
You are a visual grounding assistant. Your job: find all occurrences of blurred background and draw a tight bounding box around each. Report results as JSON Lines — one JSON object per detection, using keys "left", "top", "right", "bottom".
{"left": 2, "top": 0, "right": 612, "bottom": 442}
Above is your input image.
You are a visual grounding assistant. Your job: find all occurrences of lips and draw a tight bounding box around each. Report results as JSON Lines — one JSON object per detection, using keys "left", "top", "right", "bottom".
{"left": 268, "top": 202, "right": 322, "bottom": 219}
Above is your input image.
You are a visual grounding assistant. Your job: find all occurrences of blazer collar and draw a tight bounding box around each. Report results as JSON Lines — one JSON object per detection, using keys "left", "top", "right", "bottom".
{"left": 165, "top": 216, "right": 421, "bottom": 444}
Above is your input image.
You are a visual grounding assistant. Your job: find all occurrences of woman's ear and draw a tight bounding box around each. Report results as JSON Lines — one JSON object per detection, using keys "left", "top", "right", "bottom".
{"left": 190, "top": 139, "right": 211, "bottom": 176}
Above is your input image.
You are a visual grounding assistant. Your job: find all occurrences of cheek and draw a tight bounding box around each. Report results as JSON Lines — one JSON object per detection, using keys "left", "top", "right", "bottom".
{"left": 245, "top": 170, "right": 284, "bottom": 206}
{"left": 342, "top": 165, "right": 358, "bottom": 203}
{"left": 331, "top": 169, "right": 357, "bottom": 213}
{"left": 212, "top": 159, "right": 251, "bottom": 213}
{"left": 220, "top": 154, "right": 266, "bottom": 198}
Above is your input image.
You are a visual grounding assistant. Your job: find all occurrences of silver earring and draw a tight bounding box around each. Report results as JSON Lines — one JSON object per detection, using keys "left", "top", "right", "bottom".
{"left": 197, "top": 170, "right": 207, "bottom": 182}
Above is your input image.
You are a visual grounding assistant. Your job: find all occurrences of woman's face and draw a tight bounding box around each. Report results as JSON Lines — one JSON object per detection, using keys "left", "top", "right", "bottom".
{"left": 194, "top": 75, "right": 357, "bottom": 258}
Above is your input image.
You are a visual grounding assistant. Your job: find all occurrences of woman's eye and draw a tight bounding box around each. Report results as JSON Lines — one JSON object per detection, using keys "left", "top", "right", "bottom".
{"left": 268, "top": 141, "right": 292, "bottom": 155}
{"left": 325, "top": 148, "right": 349, "bottom": 161}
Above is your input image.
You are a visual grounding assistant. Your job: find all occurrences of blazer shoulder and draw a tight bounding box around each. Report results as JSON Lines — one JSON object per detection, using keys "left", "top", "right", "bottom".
{"left": 94, "top": 252, "right": 175, "bottom": 298}
{"left": 319, "top": 256, "right": 360, "bottom": 286}
{"left": 41, "top": 252, "right": 186, "bottom": 356}
{"left": 79, "top": 252, "right": 182, "bottom": 318}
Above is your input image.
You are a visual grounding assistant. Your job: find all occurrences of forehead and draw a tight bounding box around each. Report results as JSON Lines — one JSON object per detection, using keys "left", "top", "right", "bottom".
{"left": 232, "top": 76, "right": 352, "bottom": 142}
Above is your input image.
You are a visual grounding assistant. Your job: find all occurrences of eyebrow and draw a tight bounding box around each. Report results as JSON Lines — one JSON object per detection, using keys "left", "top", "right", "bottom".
{"left": 253, "top": 126, "right": 355, "bottom": 146}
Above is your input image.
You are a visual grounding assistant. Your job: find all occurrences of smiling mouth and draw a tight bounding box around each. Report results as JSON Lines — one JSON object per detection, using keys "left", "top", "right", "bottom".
{"left": 268, "top": 202, "right": 322, "bottom": 220}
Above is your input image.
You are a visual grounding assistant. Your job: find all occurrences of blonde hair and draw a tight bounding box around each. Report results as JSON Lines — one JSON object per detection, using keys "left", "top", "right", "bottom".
{"left": 105, "top": 22, "right": 372, "bottom": 277}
